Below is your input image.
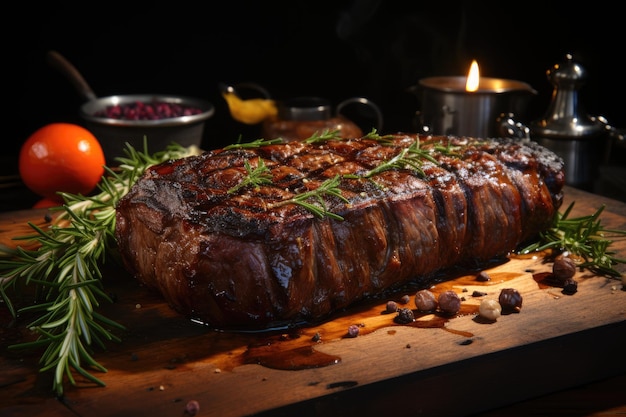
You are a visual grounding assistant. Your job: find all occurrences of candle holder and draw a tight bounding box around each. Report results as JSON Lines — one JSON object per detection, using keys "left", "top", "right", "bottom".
{"left": 413, "top": 76, "right": 536, "bottom": 138}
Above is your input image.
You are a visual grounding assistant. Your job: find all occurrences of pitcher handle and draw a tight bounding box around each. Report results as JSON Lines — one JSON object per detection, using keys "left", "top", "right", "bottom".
{"left": 219, "top": 82, "right": 272, "bottom": 99}
{"left": 336, "top": 97, "right": 384, "bottom": 132}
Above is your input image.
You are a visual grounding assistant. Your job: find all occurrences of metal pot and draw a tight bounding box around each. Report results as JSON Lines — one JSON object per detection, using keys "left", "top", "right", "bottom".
{"left": 48, "top": 51, "right": 214, "bottom": 165}
{"left": 80, "top": 95, "right": 214, "bottom": 165}
{"left": 413, "top": 76, "right": 537, "bottom": 138}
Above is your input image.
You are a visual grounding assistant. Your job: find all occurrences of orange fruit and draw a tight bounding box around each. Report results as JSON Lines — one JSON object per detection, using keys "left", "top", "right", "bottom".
{"left": 19, "top": 123, "right": 105, "bottom": 202}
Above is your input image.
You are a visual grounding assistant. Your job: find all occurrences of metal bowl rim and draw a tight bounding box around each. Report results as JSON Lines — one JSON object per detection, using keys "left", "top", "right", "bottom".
{"left": 80, "top": 94, "right": 215, "bottom": 127}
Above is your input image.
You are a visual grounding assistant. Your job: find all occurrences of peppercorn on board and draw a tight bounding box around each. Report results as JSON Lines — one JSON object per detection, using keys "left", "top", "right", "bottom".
{"left": 1, "top": 186, "right": 625, "bottom": 417}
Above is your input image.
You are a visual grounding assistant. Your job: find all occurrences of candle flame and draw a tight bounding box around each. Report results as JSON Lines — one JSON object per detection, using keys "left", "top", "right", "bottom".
{"left": 466, "top": 60, "right": 480, "bottom": 92}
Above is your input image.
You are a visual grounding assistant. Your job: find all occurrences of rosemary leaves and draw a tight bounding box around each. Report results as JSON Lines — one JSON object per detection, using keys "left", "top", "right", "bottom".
{"left": 518, "top": 202, "right": 626, "bottom": 277}
{"left": 0, "top": 141, "right": 197, "bottom": 397}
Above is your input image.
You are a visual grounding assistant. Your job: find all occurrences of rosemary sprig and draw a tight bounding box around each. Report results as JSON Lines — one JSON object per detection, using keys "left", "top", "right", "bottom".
{"left": 303, "top": 129, "right": 344, "bottom": 144}
{"left": 345, "top": 138, "right": 439, "bottom": 179}
{"left": 362, "top": 128, "right": 395, "bottom": 143}
{"left": 303, "top": 128, "right": 396, "bottom": 144}
{"left": 223, "top": 137, "right": 284, "bottom": 150}
{"left": 227, "top": 158, "right": 273, "bottom": 194}
{"left": 0, "top": 140, "right": 196, "bottom": 397}
{"left": 432, "top": 141, "right": 462, "bottom": 157}
{"left": 271, "top": 175, "right": 348, "bottom": 220}
{"left": 518, "top": 202, "right": 626, "bottom": 277}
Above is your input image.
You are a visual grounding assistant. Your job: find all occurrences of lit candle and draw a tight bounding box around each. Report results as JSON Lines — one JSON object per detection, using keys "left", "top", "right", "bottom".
{"left": 466, "top": 60, "right": 480, "bottom": 92}
{"left": 415, "top": 60, "right": 536, "bottom": 138}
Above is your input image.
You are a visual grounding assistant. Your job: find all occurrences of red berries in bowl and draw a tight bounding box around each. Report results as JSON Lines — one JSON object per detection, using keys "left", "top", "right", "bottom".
{"left": 80, "top": 95, "right": 214, "bottom": 165}
{"left": 93, "top": 100, "right": 204, "bottom": 121}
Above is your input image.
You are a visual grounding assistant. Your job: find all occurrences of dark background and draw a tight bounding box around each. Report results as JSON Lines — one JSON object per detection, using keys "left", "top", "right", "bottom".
{"left": 5, "top": 1, "right": 626, "bottom": 205}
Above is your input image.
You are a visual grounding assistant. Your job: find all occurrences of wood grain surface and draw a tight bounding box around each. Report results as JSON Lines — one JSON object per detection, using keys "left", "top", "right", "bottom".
{"left": 1, "top": 186, "right": 625, "bottom": 417}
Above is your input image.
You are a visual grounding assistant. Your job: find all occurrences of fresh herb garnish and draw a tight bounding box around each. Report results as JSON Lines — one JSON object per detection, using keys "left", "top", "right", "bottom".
{"left": 518, "top": 202, "right": 626, "bottom": 277}
{"left": 432, "top": 141, "right": 462, "bottom": 157}
{"left": 303, "top": 128, "right": 394, "bottom": 144}
{"left": 271, "top": 175, "right": 348, "bottom": 220}
{"left": 343, "top": 138, "right": 439, "bottom": 179}
{"left": 223, "top": 137, "right": 284, "bottom": 150}
{"left": 362, "top": 128, "right": 395, "bottom": 143}
{"left": 227, "top": 158, "right": 273, "bottom": 194}
{"left": 0, "top": 141, "right": 197, "bottom": 397}
{"left": 303, "top": 129, "right": 343, "bottom": 144}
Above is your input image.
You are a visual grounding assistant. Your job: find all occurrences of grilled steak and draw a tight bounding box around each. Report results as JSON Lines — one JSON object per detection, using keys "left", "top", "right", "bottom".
{"left": 115, "top": 133, "right": 564, "bottom": 330}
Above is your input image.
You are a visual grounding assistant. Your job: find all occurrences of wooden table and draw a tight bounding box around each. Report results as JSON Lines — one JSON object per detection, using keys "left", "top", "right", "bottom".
{"left": 1, "top": 186, "right": 625, "bottom": 417}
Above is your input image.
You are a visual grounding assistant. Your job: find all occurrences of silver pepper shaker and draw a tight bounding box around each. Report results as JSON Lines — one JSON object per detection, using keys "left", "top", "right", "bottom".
{"left": 530, "top": 54, "right": 608, "bottom": 190}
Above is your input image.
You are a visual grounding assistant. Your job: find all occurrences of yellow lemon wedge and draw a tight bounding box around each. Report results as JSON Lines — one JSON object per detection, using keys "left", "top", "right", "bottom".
{"left": 222, "top": 91, "right": 278, "bottom": 125}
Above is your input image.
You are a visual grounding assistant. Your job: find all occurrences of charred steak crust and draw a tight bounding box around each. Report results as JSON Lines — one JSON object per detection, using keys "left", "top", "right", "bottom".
{"left": 115, "top": 134, "right": 565, "bottom": 329}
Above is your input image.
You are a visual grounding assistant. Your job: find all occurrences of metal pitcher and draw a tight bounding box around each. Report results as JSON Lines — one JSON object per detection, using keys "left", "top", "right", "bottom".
{"left": 263, "top": 96, "right": 383, "bottom": 142}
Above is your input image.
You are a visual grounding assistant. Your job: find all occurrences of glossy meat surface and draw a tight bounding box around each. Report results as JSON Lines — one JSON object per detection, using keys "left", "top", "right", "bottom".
{"left": 115, "top": 134, "right": 564, "bottom": 329}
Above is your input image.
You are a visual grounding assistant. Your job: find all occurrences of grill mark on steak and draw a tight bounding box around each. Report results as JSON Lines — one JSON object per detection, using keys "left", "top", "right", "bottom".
{"left": 115, "top": 134, "right": 564, "bottom": 330}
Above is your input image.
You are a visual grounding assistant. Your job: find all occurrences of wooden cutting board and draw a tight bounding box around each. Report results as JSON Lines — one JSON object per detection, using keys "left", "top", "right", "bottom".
{"left": 1, "top": 185, "right": 625, "bottom": 417}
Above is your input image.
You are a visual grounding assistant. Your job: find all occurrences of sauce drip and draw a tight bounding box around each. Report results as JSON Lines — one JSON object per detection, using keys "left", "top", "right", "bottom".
{"left": 190, "top": 269, "right": 524, "bottom": 372}
{"left": 533, "top": 271, "right": 563, "bottom": 289}
{"left": 3, "top": 260, "right": 567, "bottom": 379}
